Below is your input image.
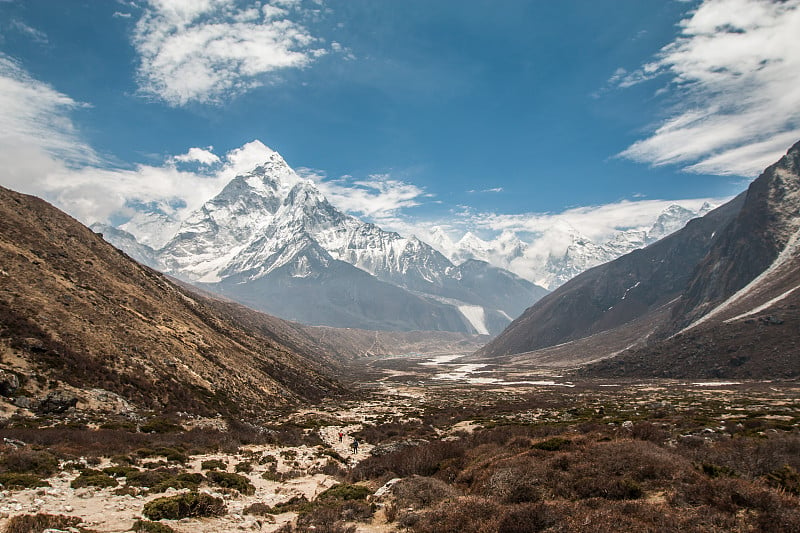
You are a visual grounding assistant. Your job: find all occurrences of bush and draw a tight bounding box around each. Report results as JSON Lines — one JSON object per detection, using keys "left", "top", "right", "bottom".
{"left": 131, "top": 520, "right": 177, "bottom": 533}
{"left": 765, "top": 465, "right": 800, "bottom": 495}
{"left": 0, "top": 450, "right": 59, "bottom": 476}
{"left": 409, "top": 496, "right": 502, "bottom": 533}
{"left": 497, "top": 502, "right": 556, "bottom": 533}
{"left": 103, "top": 465, "right": 139, "bottom": 478}
{"left": 532, "top": 437, "right": 571, "bottom": 451}
{"left": 70, "top": 469, "right": 118, "bottom": 489}
{"left": 201, "top": 459, "right": 227, "bottom": 470}
{"left": 393, "top": 476, "right": 459, "bottom": 509}
{"left": 206, "top": 470, "right": 255, "bottom": 494}
{"left": 316, "top": 483, "right": 371, "bottom": 502}
{"left": 149, "top": 472, "right": 206, "bottom": 493}
{"left": 126, "top": 468, "right": 179, "bottom": 488}
{"left": 235, "top": 461, "right": 253, "bottom": 473}
{"left": 243, "top": 502, "right": 274, "bottom": 515}
{"left": 142, "top": 492, "right": 226, "bottom": 520}
{"left": 3, "top": 513, "right": 83, "bottom": 533}
{"left": 0, "top": 472, "right": 50, "bottom": 489}
{"left": 140, "top": 418, "right": 182, "bottom": 434}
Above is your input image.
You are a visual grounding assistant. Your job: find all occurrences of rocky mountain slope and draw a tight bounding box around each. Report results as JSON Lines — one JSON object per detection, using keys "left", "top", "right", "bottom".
{"left": 102, "top": 149, "right": 546, "bottom": 334}
{"left": 475, "top": 141, "right": 800, "bottom": 378}
{"left": 0, "top": 185, "right": 344, "bottom": 418}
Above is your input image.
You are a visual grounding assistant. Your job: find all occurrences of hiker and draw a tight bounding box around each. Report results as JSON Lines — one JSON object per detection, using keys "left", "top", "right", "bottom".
{"left": 351, "top": 438, "right": 359, "bottom": 454}
{"left": 338, "top": 431, "right": 343, "bottom": 443}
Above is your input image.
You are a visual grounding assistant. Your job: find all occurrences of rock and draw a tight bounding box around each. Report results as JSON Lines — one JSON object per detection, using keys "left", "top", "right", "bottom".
{"left": 372, "top": 477, "right": 402, "bottom": 500}
{"left": 12, "top": 396, "right": 37, "bottom": 410}
{"left": 38, "top": 390, "right": 79, "bottom": 414}
{"left": 369, "top": 439, "right": 429, "bottom": 457}
{"left": 0, "top": 370, "right": 20, "bottom": 396}
{"left": 75, "top": 487, "right": 94, "bottom": 499}
{"left": 21, "top": 338, "right": 46, "bottom": 353}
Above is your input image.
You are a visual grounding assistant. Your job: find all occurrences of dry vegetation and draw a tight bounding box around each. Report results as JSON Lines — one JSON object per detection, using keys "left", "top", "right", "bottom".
{"left": 1, "top": 377, "right": 798, "bottom": 532}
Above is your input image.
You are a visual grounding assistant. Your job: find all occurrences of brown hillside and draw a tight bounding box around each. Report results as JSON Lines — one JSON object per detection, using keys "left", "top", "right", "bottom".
{"left": 0, "top": 186, "right": 344, "bottom": 417}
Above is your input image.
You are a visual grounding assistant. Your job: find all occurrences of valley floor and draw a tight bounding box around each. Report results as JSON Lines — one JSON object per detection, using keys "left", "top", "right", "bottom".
{"left": 1, "top": 354, "right": 799, "bottom": 532}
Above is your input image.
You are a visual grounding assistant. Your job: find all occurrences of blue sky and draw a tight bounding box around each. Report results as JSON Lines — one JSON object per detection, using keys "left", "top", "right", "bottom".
{"left": 0, "top": 0, "right": 799, "bottom": 248}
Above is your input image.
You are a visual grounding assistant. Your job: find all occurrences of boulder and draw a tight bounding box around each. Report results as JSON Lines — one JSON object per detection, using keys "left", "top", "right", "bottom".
{"left": 0, "top": 370, "right": 20, "bottom": 396}
{"left": 38, "top": 390, "right": 79, "bottom": 414}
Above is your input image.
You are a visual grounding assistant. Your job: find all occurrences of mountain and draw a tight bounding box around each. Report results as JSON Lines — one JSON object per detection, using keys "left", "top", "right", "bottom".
{"left": 430, "top": 203, "right": 712, "bottom": 290}
{"left": 474, "top": 141, "right": 800, "bottom": 378}
{"left": 119, "top": 149, "right": 545, "bottom": 334}
{"left": 0, "top": 185, "right": 343, "bottom": 418}
{"left": 89, "top": 223, "right": 160, "bottom": 269}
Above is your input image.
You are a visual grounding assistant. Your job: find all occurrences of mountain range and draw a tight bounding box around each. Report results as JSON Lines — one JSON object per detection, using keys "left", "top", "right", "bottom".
{"left": 474, "top": 140, "right": 800, "bottom": 379}
{"left": 428, "top": 202, "right": 713, "bottom": 291}
{"left": 94, "top": 149, "right": 547, "bottom": 334}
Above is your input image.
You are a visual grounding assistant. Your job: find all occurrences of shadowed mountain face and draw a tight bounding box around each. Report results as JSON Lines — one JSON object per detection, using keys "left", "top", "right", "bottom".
{"left": 475, "top": 141, "right": 800, "bottom": 379}
{"left": 474, "top": 196, "right": 744, "bottom": 358}
{"left": 0, "top": 185, "right": 344, "bottom": 417}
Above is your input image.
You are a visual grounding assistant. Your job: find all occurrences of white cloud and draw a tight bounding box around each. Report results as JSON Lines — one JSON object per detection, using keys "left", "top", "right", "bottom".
{"left": 0, "top": 54, "right": 99, "bottom": 166}
{"left": 0, "top": 53, "right": 282, "bottom": 225}
{"left": 10, "top": 20, "right": 48, "bottom": 44}
{"left": 465, "top": 198, "right": 716, "bottom": 242}
{"left": 467, "top": 187, "right": 504, "bottom": 193}
{"left": 617, "top": 0, "right": 800, "bottom": 177}
{"left": 132, "top": 0, "right": 326, "bottom": 106}
{"left": 113, "top": 11, "right": 133, "bottom": 18}
{"left": 173, "top": 146, "right": 220, "bottom": 165}
{"left": 302, "top": 170, "right": 428, "bottom": 225}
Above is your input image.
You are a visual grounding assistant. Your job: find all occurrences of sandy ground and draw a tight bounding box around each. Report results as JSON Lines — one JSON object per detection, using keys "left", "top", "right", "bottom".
{"left": 0, "top": 401, "right": 398, "bottom": 532}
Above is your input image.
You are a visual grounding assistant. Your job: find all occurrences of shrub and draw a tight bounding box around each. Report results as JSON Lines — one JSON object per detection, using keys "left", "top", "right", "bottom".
{"left": 201, "top": 459, "right": 227, "bottom": 471}
{"left": 3, "top": 513, "right": 84, "bottom": 533}
{"left": 0, "top": 450, "right": 59, "bottom": 476}
{"left": 0, "top": 472, "right": 50, "bottom": 489}
{"left": 766, "top": 465, "right": 800, "bottom": 495}
{"left": 140, "top": 418, "right": 182, "bottom": 434}
{"left": 316, "top": 483, "right": 371, "bottom": 502}
{"left": 70, "top": 469, "right": 118, "bottom": 489}
{"left": 206, "top": 470, "right": 255, "bottom": 494}
{"left": 103, "top": 465, "right": 139, "bottom": 478}
{"left": 243, "top": 502, "right": 273, "bottom": 515}
{"left": 234, "top": 461, "right": 253, "bottom": 473}
{"left": 393, "top": 476, "right": 459, "bottom": 509}
{"left": 409, "top": 496, "right": 502, "bottom": 533}
{"left": 149, "top": 472, "right": 205, "bottom": 493}
{"left": 497, "top": 502, "right": 556, "bottom": 533}
{"left": 131, "top": 520, "right": 177, "bottom": 533}
{"left": 532, "top": 437, "right": 571, "bottom": 451}
{"left": 142, "top": 492, "right": 226, "bottom": 520}
{"left": 125, "top": 467, "right": 179, "bottom": 488}
{"left": 573, "top": 475, "right": 643, "bottom": 500}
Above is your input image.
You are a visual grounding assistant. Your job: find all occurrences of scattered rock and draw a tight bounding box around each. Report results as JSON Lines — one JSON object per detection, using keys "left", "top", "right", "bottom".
{"left": 38, "top": 390, "right": 79, "bottom": 414}
{"left": 0, "top": 370, "right": 20, "bottom": 396}
{"left": 13, "top": 396, "right": 38, "bottom": 410}
{"left": 21, "top": 338, "right": 46, "bottom": 352}
{"left": 369, "top": 439, "right": 429, "bottom": 457}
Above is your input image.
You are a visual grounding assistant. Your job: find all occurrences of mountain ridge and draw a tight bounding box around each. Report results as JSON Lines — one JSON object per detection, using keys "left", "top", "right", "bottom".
{"left": 473, "top": 140, "right": 800, "bottom": 379}
{"left": 102, "top": 150, "right": 547, "bottom": 334}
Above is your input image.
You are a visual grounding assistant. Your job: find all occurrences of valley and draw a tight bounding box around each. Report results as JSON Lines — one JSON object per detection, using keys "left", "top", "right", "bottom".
{"left": 1, "top": 357, "right": 799, "bottom": 532}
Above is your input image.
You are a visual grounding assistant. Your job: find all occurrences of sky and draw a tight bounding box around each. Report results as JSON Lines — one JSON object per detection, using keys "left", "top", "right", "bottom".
{"left": 0, "top": 0, "right": 799, "bottom": 251}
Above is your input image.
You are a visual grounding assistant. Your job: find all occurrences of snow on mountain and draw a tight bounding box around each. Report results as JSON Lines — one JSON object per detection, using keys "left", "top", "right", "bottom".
{"left": 119, "top": 211, "right": 181, "bottom": 250}
{"left": 431, "top": 203, "right": 711, "bottom": 290}
{"left": 146, "top": 149, "right": 545, "bottom": 333}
